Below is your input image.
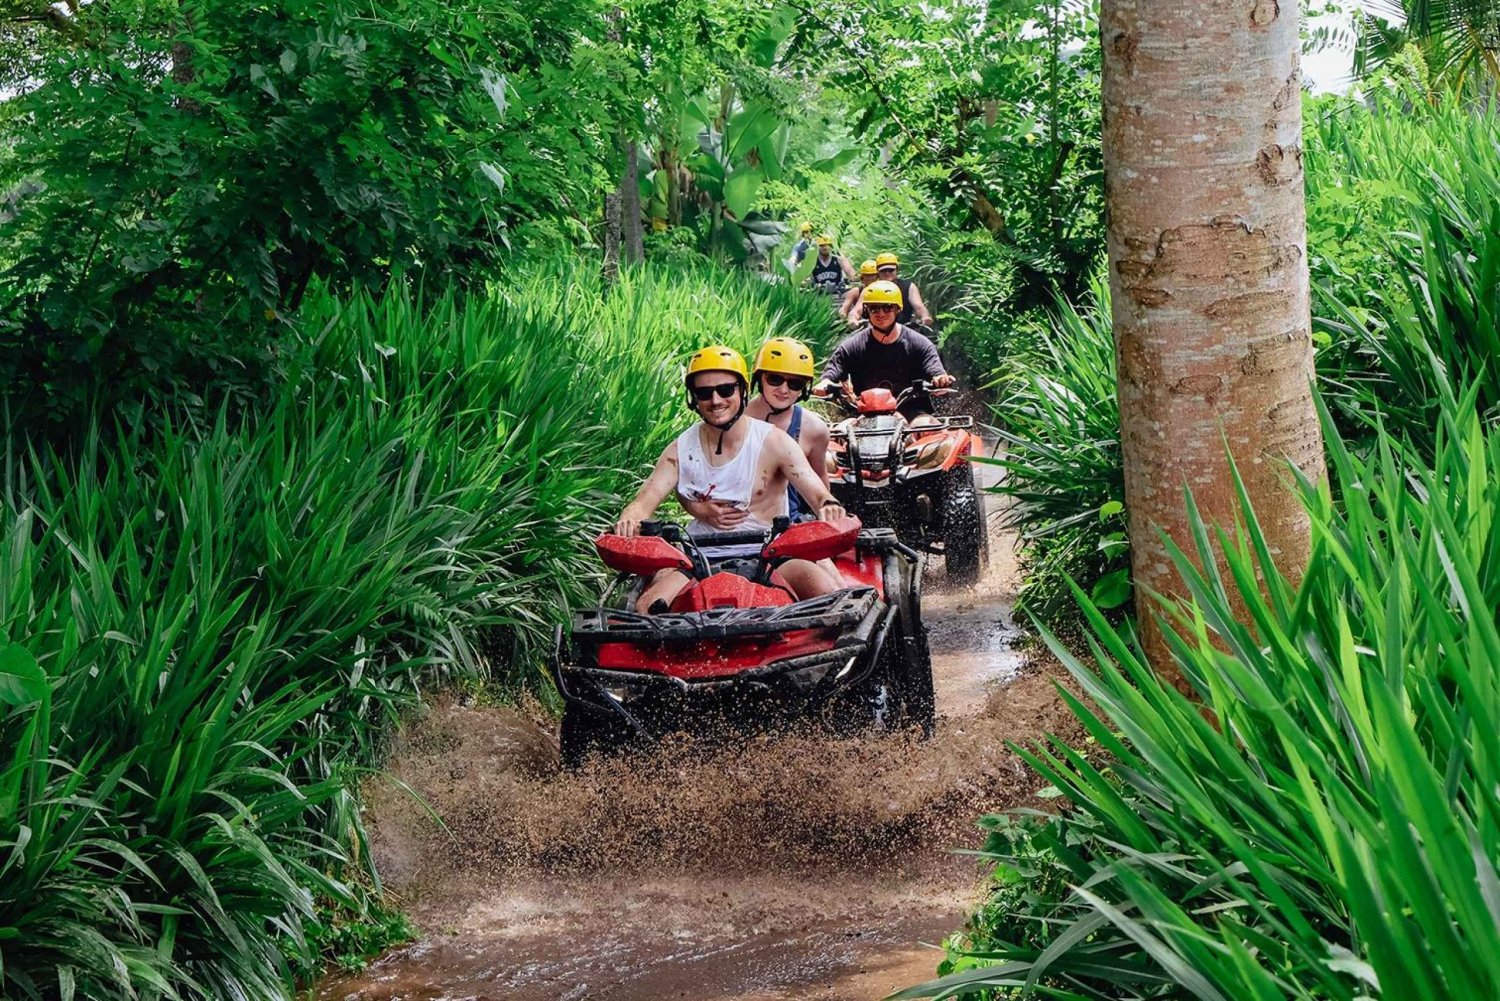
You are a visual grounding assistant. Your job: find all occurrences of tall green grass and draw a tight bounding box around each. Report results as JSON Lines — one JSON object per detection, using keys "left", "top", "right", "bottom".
{"left": 905, "top": 387, "right": 1500, "bottom": 999}
{"left": 1309, "top": 95, "right": 1500, "bottom": 441}
{"left": 989, "top": 275, "right": 1126, "bottom": 624}
{"left": 0, "top": 260, "right": 833, "bottom": 998}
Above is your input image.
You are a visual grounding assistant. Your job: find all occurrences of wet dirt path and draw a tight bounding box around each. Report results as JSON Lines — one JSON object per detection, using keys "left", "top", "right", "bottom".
{"left": 318, "top": 457, "right": 1075, "bottom": 1001}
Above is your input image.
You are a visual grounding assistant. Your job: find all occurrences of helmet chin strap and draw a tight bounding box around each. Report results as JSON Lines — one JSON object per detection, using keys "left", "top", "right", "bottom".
{"left": 706, "top": 398, "right": 748, "bottom": 455}
{"left": 756, "top": 376, "right": 795, "bottom": 417}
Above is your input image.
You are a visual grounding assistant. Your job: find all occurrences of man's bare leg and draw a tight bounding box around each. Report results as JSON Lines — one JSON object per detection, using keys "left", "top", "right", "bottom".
{"left": 637, "top": 569, "right": 690, "bottom": 613}
{"left": 777, "top": 558, "right": 842, "bottom": 600}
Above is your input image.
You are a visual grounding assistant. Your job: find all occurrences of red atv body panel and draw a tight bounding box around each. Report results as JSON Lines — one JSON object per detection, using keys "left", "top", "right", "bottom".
{"left": 855, "top": 388, "right": 900, "bottom": 414}
{"left": 596, "top": 627, "right": 841, "bottom": 678}
{"left": 668, "top": 571, "right": 794, "bottom": 612}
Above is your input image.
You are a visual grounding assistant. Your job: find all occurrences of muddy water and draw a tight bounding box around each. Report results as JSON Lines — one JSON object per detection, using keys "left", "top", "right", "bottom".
{"left": 320, "top": 459, "right": 1076, "bottom": 1001}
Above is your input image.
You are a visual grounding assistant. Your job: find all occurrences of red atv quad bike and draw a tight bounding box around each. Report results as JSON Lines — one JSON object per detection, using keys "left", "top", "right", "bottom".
{"left": 550, "top": 516, "right": 934, "bottom": 767}
{"left": 825, "top": 380, "right": 989, "bottom": 587}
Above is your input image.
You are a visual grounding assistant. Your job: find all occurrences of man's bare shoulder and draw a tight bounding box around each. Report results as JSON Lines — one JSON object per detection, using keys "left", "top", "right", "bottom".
{"left": 800, "top": 408, "right": 831, "bottom": 438}
{"left": 764, "top": 423, "right": 798, "bottom": 451}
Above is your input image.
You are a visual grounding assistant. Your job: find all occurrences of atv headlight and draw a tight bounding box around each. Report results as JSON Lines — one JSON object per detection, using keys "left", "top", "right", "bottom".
{"left": 903, "top": 441, "right": 951, "bottom": 470}
{"left": 601, "top": 679, "right": 649, "bottom": 703}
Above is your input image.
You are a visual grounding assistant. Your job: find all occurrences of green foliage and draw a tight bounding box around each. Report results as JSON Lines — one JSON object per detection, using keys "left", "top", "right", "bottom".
{"left": 989, "top": 276, "right": 1126, "bottom": 625}
{"left": 935, "top": 810, "right": 1103, "bottom": 995}
{"left": 0, "top": 260, "right": 825, "bottom": 998}
{"left": 906, "top": 389, "right": 1500, "bottom": 1000}
{"left": 1340, "top": 0, "right": 1500, "bottom": 94}
{"left": 296, "top": 892, "right": 415, "bottom": 979}
{"left": 1309, "top": 94, "right": 1500, "bottom": 446}
{"left": 0, "top": 0, "right": 632, "bottom": 422}
{"left": 803, "top": 0, "right": 1104, "bottom": 300}
{"left": 904, "top": 223, "right": 1025, "bottom": 379}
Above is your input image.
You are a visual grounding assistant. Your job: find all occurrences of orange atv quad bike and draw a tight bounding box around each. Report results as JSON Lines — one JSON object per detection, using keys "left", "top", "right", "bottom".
{"left": 825, "top": 380, "right": 988, "bottom": 587}
{"left": 550, "top": 516, "right": 934, "bottom": 767}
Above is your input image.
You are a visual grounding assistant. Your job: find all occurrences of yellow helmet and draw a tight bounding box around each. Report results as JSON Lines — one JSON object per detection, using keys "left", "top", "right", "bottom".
{"left": 875, "top": 252, "right": 900, "bottom": 269}
{"left": 816, "top": 233, "right": 833, "bottom": 247}
{"left": 753, "top": 337, "right": 816, "bottom": 380}
{"left": 684, "top": 345, "right": 749, "bottom": 386}
{"left": 798, "top": 221, "right": 813, "bottom": 235}
{"left": 859, "top": 259, "right": 878, "bottom": 276}
{"left": 863, "top": 280, "right": 904, "bottom": 308}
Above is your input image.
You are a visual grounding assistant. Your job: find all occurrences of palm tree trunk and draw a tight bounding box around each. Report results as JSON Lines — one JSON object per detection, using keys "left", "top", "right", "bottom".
{"left": 1102, "top": 0, "right": 1325, "bottom": 675}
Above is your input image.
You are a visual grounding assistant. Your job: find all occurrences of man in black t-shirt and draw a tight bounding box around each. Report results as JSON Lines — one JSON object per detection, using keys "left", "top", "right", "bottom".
{"left": 813, "top": 280, "right": 955, "bottom": 421}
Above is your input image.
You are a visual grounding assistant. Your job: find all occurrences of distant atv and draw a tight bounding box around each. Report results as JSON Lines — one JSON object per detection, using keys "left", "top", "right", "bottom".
{"left": 824, "top": 381, "right": 988, "bottom": 587}
{"left": 551, "top": 517, "right": 933, "bottom": 767}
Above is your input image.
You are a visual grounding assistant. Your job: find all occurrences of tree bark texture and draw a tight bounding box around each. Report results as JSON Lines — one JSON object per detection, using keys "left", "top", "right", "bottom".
{"left": 621, "top": 140, "right": 644, "bottom": 263}
{"left": 602, "top": 191, "right": 622, "bottom": 288}
{"left": 1101, "top": 0, "right": 1325, "bottom": 670}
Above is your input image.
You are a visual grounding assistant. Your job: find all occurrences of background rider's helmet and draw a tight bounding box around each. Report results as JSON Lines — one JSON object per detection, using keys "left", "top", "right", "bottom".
{"left": 683, "top": 346, "right": 749, "bottom": 410}
{"left": 863, "top": 280, "right": 904, "bottom": 309}
{"left": 798, "top": 221, "right": 813, "bottom": 235}
{"left": 859, "top": 259, "right": 878, "bottom": 276}
{"left": 753, "top": 337, "right": 816, "bottom": 400}
{"left": 817, "top": 234, "right": 834, "bottom": 247}
{"left": 875, "top": 251, "right": 900, "bottom": 270}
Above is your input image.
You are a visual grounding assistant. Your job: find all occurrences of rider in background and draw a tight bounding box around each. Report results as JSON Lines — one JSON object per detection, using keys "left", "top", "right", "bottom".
{"left": 744, "top": 337, "right": 830, "bottom": 521}
{"left": 814, "top": 281, "right": 955, "bottom": 423}
{"left": 808, "top": 234, "right": 855, "bottom": 297}
{"left": 787, "top": 222, "right": 815, "bottom": 268}
{"left": 873, "top": 252, "right": 934, "bottom": 329}
{"left": 839, "top": 259, "right": 879, "bottom": 325}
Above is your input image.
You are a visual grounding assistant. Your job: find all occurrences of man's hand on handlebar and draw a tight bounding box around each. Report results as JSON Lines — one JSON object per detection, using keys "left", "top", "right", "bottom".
{"left": 812, "top": 378, "right": 855, "bottom": 400}
{"left": 613, "top": 516, "right": 642, "bottom": 537}
{"left": 816, "top": 499, "right": 847, "bottom": 521}
{"left": 932, "top": 373, "right": 957, "bottom": 389}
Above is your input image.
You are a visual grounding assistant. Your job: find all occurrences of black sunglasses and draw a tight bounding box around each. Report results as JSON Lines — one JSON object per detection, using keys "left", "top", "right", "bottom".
{"left": 866, "top": 303, "right": 898, "bottom": 313}
{"left": 763, "top": 373, "right": 808, "bottom": 391}
{"left": 691, "top": 381, "right": 741, "bottom": 402}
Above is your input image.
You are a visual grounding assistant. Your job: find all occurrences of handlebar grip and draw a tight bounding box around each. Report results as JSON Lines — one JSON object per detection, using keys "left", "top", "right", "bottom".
{"left": 640, "top": 520, "right": 665, "bottom": 537}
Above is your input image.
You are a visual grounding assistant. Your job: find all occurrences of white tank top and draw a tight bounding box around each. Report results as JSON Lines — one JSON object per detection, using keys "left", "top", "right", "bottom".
{"left": 676, "top": 419, "right": 788, "bottom": 557}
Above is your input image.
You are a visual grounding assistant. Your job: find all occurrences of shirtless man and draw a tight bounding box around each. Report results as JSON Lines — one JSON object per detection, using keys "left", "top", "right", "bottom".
{"left": 613, "top": 345, "right": 847, "bottom": 613}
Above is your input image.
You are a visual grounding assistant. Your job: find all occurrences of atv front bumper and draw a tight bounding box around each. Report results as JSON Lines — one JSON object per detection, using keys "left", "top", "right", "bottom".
{"left": 551, "top": 587, "right": 894, "bottom": 742}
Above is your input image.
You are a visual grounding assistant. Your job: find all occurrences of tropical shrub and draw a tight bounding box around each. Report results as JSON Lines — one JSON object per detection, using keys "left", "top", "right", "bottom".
{"left": 0, "top": 0, "right": 633, "bottom": 424}
{"left": 1308, "top": 92, "right": 1500, "bottom": 444}
{"left": 907, "top": 388, "right": 1500, "bottom": 999}
{"left": 0, "top": 260, "right": 829, "bottom": 999}
{"left": 990, "top": 276, "right": 1126, "bottom": 624}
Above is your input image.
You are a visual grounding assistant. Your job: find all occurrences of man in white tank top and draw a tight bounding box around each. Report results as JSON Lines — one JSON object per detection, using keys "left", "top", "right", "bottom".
{"left": 613, "top": 345, "right": 849, "bottom": 613}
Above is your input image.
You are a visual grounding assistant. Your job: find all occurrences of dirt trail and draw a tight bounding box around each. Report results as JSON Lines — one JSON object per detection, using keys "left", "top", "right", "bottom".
{"left": 318, "top": 460, "right": 1079, "bottom": 1001}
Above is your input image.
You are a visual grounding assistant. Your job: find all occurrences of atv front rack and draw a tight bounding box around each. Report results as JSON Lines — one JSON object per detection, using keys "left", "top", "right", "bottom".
{"left": 572, "top": 586, "right": 879, "bottom": 643}
{"left": 829, "top": 414, "right": 974, "bottom": 442}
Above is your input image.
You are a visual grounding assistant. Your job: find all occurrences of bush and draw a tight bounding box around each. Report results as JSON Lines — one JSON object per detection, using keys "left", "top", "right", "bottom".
{"left": 0, "top": 0, "right": 630, "bottom": 424}
{"left": 990, "top": 275, "right": 1127, "bottom": 623}
{"left": 905, "top": 388, "right": 1500, "bottom": 999}
{"left": 905, "top": 226, "right": 1027, "bottom": 381}
{"left": 0, "top": 259, "right": 829, "bottom": 999}
{"left": 1308, "top": 93, "right": 1500, "bottom": 446}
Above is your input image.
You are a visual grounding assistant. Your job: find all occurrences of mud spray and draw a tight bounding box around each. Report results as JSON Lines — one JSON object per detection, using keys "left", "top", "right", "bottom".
{"left": 320, "top": 495, "right": 1083, "bottom": 1001}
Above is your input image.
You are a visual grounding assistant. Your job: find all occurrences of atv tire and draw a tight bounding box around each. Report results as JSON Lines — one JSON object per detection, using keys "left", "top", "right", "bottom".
{"left": 942, "top": 463, "right": 986, "bottom": 588}
{"left": 891, "top": 558, "right": 936, "bottom": 738}
{"left": 559, "top": 704, "right": 632, "bottom": 769}
{"left": 895, "top": 621, "right": 936, "bottom": 738}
